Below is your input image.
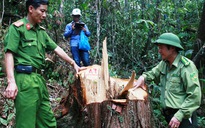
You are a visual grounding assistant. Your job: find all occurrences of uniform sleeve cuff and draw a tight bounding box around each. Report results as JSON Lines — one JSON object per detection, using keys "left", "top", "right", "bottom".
{"left": 4, "top": 48, "right": 17, "bottom": 54}
{"left": 174, "top": 110, "right": 184, "bottom": 122}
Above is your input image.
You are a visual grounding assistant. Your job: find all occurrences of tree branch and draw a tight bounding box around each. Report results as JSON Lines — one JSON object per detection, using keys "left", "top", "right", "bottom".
{"left": 0, "top": 0, "right": 5, "bottom": 26}
{"left": 192, "top": 39, "right": 205, "bottom": 67}
{"left": 3, "top": 12, "right": 22, "bottom": 19}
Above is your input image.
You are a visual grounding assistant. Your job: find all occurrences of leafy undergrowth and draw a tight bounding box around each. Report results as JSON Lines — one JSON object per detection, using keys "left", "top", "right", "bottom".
{"left": 0, "top": 78, "right": 15, "bottom": 128}
{"left": 0, "top": 76, "right": 72, "bottom": 128}
{"left": 1, "top": 77, "right": 205, "bottom": 128}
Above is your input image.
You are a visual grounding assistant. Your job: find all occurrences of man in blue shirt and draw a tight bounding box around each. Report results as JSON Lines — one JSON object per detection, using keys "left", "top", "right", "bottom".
{"left": 64, "top": 8, "right": 91, "bottom": 67}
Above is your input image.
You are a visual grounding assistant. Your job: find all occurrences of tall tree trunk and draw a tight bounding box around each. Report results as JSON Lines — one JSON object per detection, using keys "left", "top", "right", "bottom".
{"left": 196, "top": 2, "right": 205, "bottom": 43}
{"left": 192, "top": 2, "right": 205, "bottom": 67}
{"left": 94, "top": 0, "right": 101, "bottom": 63}
{"left": 191, "top": 1, "right": 205, "bottom": 118}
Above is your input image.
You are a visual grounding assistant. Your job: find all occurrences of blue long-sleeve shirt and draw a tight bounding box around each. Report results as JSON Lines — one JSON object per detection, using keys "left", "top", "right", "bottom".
{"left": 64, "top": 21, "right": 91, "bottom": 47}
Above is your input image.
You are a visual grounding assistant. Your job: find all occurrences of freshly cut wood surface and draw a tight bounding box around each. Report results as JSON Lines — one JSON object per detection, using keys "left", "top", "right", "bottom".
{"left": 78, "top": 64, "right": 148, "bottom": 105}
{"left": 56, "top": 38, "right": 152, "bottom": 128}
{"left": 78, "top": 64, "right": 107, "bottom": 104}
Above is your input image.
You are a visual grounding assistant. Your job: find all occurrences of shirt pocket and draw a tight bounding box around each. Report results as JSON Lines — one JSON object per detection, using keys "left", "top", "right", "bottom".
{"left": 168, "top": 76, "right": 182, "bottom": 92}
{"left": 22, "top": 38, "right": 37, "bottom": 47}
{"left": 21, "top": 38, "right": 38, "bottom": 55}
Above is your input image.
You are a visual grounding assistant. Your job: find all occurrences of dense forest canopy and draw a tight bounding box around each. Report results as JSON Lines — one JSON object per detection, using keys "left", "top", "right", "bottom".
{"left": 0, "top": 0, "right": 205, "bottom": 127}
{"left": 0, "top": 0, "right": 204, "bottom": 75}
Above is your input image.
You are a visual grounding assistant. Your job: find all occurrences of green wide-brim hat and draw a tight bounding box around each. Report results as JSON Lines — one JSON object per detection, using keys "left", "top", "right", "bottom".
{"left": 154, "top": 33, "right": 184, "bottom": 50}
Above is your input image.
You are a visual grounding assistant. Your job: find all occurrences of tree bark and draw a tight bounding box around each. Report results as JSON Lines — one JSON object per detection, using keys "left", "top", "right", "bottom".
{"left": 83, "top": 100, "right": 151, "bottom": 128}
{"left": 191, "top": 1, "right": 205, "bottom": 118}
{"left": 192, "top": 2, "right": 205, "bottom": 68}
{"left": 94, "top": 0, "right": 101, "bottom": 63}
{"left": 0, "top": 0, "right": 5, "bottom": 26}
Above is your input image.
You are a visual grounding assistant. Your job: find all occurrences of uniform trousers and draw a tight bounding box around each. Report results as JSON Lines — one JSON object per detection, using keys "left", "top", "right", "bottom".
{"left": 163, "top": 108, "right": 198, "bottom": 128}
{"left": 14, "top": 72, "right": 56, "bottom": 128}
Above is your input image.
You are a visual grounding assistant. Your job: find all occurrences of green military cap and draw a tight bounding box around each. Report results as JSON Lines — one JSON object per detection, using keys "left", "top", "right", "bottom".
{"left": 154, "top": 33, "right": 184, "bottom": 50}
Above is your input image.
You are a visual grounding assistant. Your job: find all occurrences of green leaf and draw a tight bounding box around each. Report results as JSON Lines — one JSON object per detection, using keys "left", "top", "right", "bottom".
{"left": 184, "top": 49, "right": 193, "bottom": 59}
{"left": 7, "top": 113, "right": 15, "bottom": 122}
{"left": 135, "top": 19, "right": 155, "bottom": 29}
{"left": 0, "top": 118, "right": 8, "bottom": 126}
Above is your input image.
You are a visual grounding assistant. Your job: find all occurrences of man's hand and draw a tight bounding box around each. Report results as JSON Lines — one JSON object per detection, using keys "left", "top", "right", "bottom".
{"left": 4, "top": 82, "right": 18, "bottom": 100}
{"left": 82, "top": 27, "right": 86, "bottom": 32}
{"left": 4, "top": 51, "right": 17, "bottom": 100}
{"left": 169, "top": 117, "right": 180, "bottom": 128}
{"left": 72, "top": 23, "right": 75, "bottom": 30}
{"left": 132, "top": 75, "right": 145, "bottom": 90}
{"left": 73, "top": 63, "right": 87, "bottom": 74}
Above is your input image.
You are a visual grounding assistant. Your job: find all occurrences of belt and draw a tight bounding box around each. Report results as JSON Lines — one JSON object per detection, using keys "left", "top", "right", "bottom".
{"left": 162, "top": 107, "right": 178, "bottom": 116}
{"left": 32, "top": 67, "right": 44, "bottom": 74}
{"left": 15, "top": 65, "right": 44, "bottom": 74}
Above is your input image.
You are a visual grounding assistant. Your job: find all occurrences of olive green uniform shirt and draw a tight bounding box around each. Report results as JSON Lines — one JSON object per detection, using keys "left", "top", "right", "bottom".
{"left": 4, "top": 18, "right": 57, "bottom": 69}
{"left": 142, "top": 54, "right": 201, "bottom": 122}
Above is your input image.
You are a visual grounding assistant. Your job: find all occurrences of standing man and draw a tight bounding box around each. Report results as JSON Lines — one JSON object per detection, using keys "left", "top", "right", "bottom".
{"left": 64, "top": 8, "right": 91, "bottom": 67}
{"left": 132, "top": 33, "right": 201, "bottom": 128}
{"left": 3, "top": 0, "right": 83, "bottom": 127}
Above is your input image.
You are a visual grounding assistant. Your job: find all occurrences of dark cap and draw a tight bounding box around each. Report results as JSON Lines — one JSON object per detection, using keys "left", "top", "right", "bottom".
{"left": 26, "top": 0, "right": 49, "bottom": 5}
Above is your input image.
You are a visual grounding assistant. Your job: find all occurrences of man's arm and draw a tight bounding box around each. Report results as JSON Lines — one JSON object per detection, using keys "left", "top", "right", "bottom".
{"left": 63, "top": 24, "right": 73, "bottom": 39}
{"left": 54, "top": 46, "right": 84, "bottom": 73}
{"left": 133, "top": 61, "right": 164, "bottom": 90}
{"left": 4, "top": 51, "right": 18, "bottom": 100}
{"left": 82, "top": 24, "right": 91, "bottom": 37}
{"left": 174, "top": 65, "right": 201, "bottom": 121}
{"left": 169, "top": 62, "right": 201, "bottom": 128}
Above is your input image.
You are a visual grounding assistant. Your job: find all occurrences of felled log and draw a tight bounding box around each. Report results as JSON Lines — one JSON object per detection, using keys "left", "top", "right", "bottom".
{"left": 56, "top": 38, "right": 152, "bottom": 128}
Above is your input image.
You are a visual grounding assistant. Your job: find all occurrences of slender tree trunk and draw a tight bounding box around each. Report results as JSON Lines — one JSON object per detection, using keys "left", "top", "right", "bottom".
{"left": 59, "top": 0, "right": 64, "bottom": 13}
{"left": 191, "top": 2, "right": 205, "bottom": 70}
{"left": 196, "top": 2, "right": 205, "bottom": 43}
{"left": 192, "top": 2, "right": 205, "bottom": 65}
{"left": 0, "top": 0, "right": 5, "bottom": 26}
{"left": 191, "top": 1, "right": 205, "bottom": 118}
{"left": 94, "top": 0, "right": 101, "bottom": 63}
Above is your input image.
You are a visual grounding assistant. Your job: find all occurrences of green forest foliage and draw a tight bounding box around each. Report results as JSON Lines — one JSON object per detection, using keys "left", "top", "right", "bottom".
{"left": 0, "top": 0, "right": 204, "bottom": 77}
{"left": 0, "top": 0, "right": 205, "bottom": 127}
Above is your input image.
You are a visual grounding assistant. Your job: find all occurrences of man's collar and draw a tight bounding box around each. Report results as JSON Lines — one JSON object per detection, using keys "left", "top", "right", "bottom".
{"left": 171, "top": 54, "right": 181, "bottom": 68}
{"left": 163, "top": 54, "right": 181, "bottom": 68}
{"left": 23, "top": 17, "right": 40, "bottom": 30}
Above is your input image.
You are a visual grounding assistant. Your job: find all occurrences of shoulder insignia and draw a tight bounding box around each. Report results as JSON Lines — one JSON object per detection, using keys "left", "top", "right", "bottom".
{"left": 39, "top": 26, "right": 45, "bottom": 30}
{"left": 181, "top": 56, "right": 190, "bottom": 66}
{"left": 13, "top": 20, "right": 24, "bottom": 27}
{"left": 190, "top": 72, "right": 198, "bottom": 82}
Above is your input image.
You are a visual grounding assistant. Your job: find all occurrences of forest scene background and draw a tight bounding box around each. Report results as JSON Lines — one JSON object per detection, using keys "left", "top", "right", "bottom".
{"left": 0, "top": 0, "right": 205, "bottom": 127}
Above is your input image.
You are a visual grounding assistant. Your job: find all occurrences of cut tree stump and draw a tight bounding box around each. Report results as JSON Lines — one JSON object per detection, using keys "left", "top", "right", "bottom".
{"left": 83, "top": 100, "right": 151, "bottom": 128}
{"left": 56, "top": 38, "right": 152, "bottom": 128}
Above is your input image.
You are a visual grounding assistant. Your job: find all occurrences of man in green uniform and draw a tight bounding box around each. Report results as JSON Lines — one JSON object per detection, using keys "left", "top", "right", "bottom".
{"left": 132, "top": 33, "right": 201, "bottom": 128}
{"left": 3, "top": 0, "right": 84, "bottom": 127}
